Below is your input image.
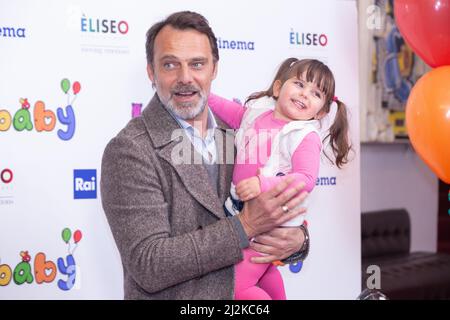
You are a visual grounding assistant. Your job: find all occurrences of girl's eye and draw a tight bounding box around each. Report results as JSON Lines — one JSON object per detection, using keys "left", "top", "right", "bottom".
{"left": 315, "top": 92, "right": 322, "bottom": 98}
{"left": 295, "top": 81, "right": 304, "bottom": 88}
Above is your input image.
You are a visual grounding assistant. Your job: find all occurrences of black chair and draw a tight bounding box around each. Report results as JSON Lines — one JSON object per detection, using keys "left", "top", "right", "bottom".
{"left": 361, "top": 209, "right": 450, "bottom": 299}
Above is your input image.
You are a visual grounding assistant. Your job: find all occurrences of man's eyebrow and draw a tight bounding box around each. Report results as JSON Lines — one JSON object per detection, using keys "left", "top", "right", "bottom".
{"left": 159, "top": 55, "right": 208, "bottom": 61}
{"left": 190, "top": 56, "right": 208, "bottom": 61}
{"left": 159, "top": 54, "right": 179, "bottom": 61}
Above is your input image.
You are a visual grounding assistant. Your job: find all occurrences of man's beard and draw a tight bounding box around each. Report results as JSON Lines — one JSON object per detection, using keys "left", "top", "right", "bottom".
{"left": 161, "top": 84, "right": 207, "bottom": 121}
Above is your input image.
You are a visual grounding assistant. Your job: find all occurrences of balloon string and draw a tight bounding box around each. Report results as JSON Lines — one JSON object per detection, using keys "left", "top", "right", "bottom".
{"left": 72, "top": 243, "right": 78, "bottom": 255}
{"left": 71, "top": 95, "right": 77, "bottom": 105}
{"left": 68, "top": 242, "right": 72, "bottom": 255}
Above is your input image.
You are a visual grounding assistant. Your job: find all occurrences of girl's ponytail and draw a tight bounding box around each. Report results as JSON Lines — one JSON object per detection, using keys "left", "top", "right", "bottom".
{"left": 324, "top": 98, "right": 351, "bottom": 168}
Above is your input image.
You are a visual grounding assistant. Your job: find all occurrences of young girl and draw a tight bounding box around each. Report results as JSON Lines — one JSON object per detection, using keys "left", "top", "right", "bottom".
{"left": 208, "top": 58, "right": 351, "bottom": 300}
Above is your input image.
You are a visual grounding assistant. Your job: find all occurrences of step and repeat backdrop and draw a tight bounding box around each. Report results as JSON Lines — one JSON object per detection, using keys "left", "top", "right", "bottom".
{"left": 0, "top": 0, "right": 361, "bottom": 299}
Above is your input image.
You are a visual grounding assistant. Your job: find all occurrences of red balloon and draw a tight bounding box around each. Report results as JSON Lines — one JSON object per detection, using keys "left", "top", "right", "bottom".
{"left": 73, "top": 81, "right": 81, "bottom": 95}
{"left": 395, "top": 0, "right": 450, "bottom": 68}
{"left": 406, "top": 66, "right": 450, "bottom": 183}
{"left": 74, "top": 230, "right": 83, "bottom": 244}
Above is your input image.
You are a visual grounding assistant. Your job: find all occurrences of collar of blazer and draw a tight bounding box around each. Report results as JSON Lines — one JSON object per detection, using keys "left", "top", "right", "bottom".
{"left": 141, "top": 94, "right": 234, "bottom": 220}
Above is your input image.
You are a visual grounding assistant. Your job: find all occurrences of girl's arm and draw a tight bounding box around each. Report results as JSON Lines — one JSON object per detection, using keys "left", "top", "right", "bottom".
{"left": 259, "top": 132, "right": 321, "bottom": 194}
{"left": 208, "top": 93, "right": 247, "bottom": 129}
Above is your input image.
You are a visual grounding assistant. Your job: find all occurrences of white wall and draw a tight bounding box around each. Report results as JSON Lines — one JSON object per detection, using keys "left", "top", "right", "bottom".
{"left": 0, "top": 0, "right": 361, "bottom": 299}
{"left": 360, "top": 143, "right": 438, "bottom": 252}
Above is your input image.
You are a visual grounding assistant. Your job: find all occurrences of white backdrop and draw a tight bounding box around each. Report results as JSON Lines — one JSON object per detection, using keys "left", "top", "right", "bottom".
{"left": 0, "top": 0, "right": 361, "bottom": 299}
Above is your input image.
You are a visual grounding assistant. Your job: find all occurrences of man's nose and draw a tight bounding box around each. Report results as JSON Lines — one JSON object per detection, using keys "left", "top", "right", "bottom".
{"left": 177, "top": 65, "right": 193, "bottom": 83}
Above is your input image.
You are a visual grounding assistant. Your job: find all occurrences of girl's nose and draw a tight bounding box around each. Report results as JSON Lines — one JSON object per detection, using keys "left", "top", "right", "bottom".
{"left": 299, "top": 90, "right": 309, "bottom": 99}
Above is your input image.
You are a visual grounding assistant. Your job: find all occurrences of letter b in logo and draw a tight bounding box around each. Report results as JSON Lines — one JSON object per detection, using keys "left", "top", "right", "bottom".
{"left": 73, "top": 169, "right": 97, "bottom": 199}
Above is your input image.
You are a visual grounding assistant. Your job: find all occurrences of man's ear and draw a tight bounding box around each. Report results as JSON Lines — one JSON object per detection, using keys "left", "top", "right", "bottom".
{"left": 212, "top": 62, "right": 218, "bottom": 80}
{"left": 147, "top": 64, "right": 155, "bottom": 83}
{"left": 272, "top": 80, "right": 282, "bottom": 98}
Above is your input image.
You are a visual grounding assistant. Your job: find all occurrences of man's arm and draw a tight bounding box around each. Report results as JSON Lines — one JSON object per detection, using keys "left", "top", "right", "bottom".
{"left": 100, "top": 135, "right": 244, "bottom": 293}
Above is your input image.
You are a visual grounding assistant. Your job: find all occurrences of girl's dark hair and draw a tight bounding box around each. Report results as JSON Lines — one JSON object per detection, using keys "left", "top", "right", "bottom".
{"left": 247, "top": 57, "right": 351, "bottom": 168}
{"left": 145, "top": 11, "right": 219, "bottom": 67}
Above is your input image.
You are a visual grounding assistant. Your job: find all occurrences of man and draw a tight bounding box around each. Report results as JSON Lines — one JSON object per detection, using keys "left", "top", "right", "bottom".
{"left": 101, "top": 11, "right": 309, "bottom": 300}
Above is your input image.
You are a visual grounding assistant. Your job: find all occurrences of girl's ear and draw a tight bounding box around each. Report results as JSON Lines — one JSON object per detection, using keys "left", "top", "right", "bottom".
{"left": 272, "top": 80, "right": 282, "bottom": 98}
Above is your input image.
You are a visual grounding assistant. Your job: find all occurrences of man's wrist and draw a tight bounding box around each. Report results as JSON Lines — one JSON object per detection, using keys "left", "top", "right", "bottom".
{"left": 229, "top": 215, "right": 250, "bottom": 249}
{"left": 297, "top": 224, "right": 309, "bottom": 253}
{"left": 237, "top": 208, "right": 257, "bottom": 239}
{"left": 281, "top": 224, "right": 310, "bottom": 264}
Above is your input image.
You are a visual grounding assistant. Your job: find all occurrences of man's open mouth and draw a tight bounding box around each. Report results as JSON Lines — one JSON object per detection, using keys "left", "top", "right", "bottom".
{"left": 174, "top": 91, "right": 198, "bottom": 98}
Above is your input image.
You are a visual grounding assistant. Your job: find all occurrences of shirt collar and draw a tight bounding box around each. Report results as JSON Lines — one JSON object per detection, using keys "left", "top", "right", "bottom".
{"left": 170, "top": 107, "right": 218, "bottom": 140}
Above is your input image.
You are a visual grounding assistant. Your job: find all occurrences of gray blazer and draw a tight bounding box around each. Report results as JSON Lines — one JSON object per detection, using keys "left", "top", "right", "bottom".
{"left": 101, "top": 95, "right": 243, "bottom": 299}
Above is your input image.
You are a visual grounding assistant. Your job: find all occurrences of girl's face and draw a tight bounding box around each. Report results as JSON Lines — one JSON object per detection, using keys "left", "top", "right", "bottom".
{"left": 273, "top": 72, "right": 327, "bottom": 121}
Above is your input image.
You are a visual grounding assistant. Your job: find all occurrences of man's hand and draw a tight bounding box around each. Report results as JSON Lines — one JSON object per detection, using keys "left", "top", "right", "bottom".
{"left": 237, "top": 176, "right": 308, "bottom": 239}
{"left": 249, "top": 227, "right": 305, "bottom": 263}
{"left": 236, "top": 176, "right": 261, "bottom": 201}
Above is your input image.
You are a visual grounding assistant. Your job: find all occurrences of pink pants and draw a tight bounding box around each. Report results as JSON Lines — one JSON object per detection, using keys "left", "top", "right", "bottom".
{"left": 234, "top": 248, "right": 286, "bottom": 300}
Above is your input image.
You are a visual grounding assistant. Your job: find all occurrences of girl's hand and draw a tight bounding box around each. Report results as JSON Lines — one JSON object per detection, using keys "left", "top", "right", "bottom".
{"left": 236, "top": 176, "right": 261, "bottom": 201}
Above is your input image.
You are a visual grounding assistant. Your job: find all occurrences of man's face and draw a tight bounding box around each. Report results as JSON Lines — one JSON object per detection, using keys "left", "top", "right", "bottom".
{"left": 147, "top": 25, "right": 218, "bottom": 121}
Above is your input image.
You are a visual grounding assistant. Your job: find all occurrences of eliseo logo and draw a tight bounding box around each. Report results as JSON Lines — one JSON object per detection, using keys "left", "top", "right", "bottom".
{"left": 81, "top": 15, "right": 129, "bottom": 34}
{"left": 1, "top": 168, "right": 13, "bottom": 184}
{"left": 289, "top": 29, "right": 328, "bottom": 47}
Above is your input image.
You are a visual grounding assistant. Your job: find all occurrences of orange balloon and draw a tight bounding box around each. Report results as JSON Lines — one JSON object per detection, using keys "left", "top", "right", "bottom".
{"left": 406, "top": 66, "right": 450, "bottom": 183}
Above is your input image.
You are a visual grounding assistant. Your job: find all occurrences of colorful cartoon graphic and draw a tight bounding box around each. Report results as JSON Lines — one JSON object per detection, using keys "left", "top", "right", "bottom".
{"left": 289, "top": 261, "right": 303, "bottom": 273}
{"left": 58, "top": 227, "right": 83, "bottom": 290}
{"left": 19, "top": 98, "right": 30, "bottom": 109}
{"left": 0, "top": 228, "right": 83, "bottom": 291}
{"left": 0, "top": 78, "right": 80, "bottom": 141}
{"left": 131, "top": 103, "right": 142, "bottom": 118}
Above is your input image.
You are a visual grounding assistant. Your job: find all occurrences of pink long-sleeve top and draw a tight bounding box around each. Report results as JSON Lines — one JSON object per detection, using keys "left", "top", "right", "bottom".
{"left": 208, "top": 93, "right": 321, "bottom": 193}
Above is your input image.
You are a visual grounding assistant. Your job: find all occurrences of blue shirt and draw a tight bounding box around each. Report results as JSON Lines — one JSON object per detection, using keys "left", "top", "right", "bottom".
{"left": 171, "top": 108, "right": 218, "bottom": 165}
